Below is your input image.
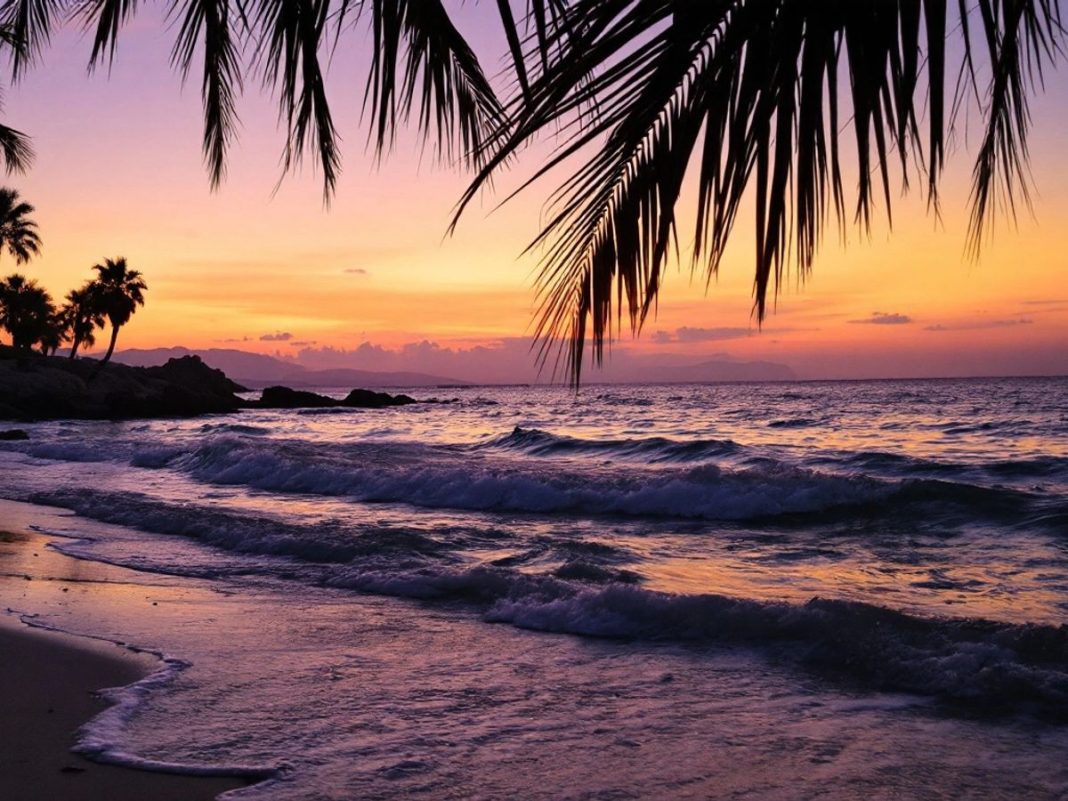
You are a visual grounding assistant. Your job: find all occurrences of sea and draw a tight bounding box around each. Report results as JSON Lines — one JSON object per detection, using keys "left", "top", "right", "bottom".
{"left": 1, "top": 377, "right": 1067, "bottom": 800}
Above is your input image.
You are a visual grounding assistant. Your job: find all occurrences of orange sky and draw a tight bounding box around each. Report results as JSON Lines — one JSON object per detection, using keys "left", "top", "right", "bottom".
{"left": 4, "top": 15, "right": 1067, "bottom": 380}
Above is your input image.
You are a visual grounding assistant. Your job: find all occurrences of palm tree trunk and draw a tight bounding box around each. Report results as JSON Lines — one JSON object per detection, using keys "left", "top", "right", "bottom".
{"left": 89, "top": 326, "right": 119, "bottom": 382}
{"left": 101, "top": 325, "right": 120, "bottom": 366}
{"left": 69, "top": 336, "right": 81, "bottom": 360}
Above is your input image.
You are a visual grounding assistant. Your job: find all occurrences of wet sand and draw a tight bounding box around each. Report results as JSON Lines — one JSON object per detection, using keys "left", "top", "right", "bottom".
{"left": 0, "top": 507, "right": 245, "bottom": 801}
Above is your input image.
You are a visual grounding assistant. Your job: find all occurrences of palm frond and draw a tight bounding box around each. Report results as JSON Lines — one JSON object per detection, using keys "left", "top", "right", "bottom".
{"left": 0, "top": 121, "right": 32, "bottom": 171}
{"left": 363, "top": 0, "right": 502, "bottom": 168}
{"left": 170, "top": 0, "right": 244, "bottom": 187}
{"left": 78, "top": 0, "right": 141, "bottom": 67}
{"left": 966, "top": 0, "right": 1062, "bottom": 254}
{"left": 464, "top": 0, "right": 1064, "bottom": 383}
{"left": 0, "top": 186, "right": 40, "bottom": 260}
{"left": 496, "top": 0, "right": 531, "bottom": 98}
{"left": 0, "top": 0, "right": 68, "bottom": 79}
{"left": 255, "top": 0, "right": 339, "bottom": 199}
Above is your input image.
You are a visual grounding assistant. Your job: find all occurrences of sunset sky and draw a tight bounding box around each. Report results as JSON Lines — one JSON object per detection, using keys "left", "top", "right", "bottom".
{"left": 5, "top": 11, "right": 1067, "bottom": 381}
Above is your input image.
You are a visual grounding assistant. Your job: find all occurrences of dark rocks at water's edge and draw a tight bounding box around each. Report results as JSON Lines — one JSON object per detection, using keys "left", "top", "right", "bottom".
{"left": 147, "top": 355, "right": 247, "bottom": 398}
{"left": 0, "top": 346, "right": 430, "bottom": 420}
{"left": 0, "top": 428, "right": 29, "bottom": 440}
{"left": 254, "top": 385, "right": 419, "bottom": 410}
{"left": 343, "top": 388, "right": 418, "bottom": 408}
{"left": 0, "top": 348, "right": 248, "bottom": 420}
{"left": 256, "top": 386, "right": 339, "bottom": 409}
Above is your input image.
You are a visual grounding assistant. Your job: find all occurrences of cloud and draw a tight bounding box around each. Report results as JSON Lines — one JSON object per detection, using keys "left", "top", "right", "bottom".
{"left": 343, "top": 268, "right": 368, "bottom": 275}
{"left": 925, "top": 318, "right": 1033, "bottom": 332}
{"left": 289, "top": 340, "right": 317, "bottom": 347}
{"left": 849, "top": 312, "right": 913, "bottom": 325}
{"left": 216, "top": 336, "right": 251, "bottom": 343}
{"left": 676, "top": 326, "right": 753, "bottom": 342}
{"left": 260, "top": 332, "right": 294, "bottom": 342}
{"left": 1015, "top": 299, "right": 1067, "bottom": 314}
{"left": 650, "top": 326, "right": 753, "bottom": 343}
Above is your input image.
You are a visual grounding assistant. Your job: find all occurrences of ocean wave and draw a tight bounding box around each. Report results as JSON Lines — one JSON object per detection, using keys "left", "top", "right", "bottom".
{"left": 26, "top": 442, "right": 116, "bottom": 463}
{"left": 831, "top": 450, "right": 956, "bottom": 473}
{"left": 166, "top": 437, "right": 885, "bottom": 520}
{"left": 198, "top": 422, "right": 273, "bottom": 436}
{"left": 130, "top": 445, "right": 189, "bottom": 468}
{"left": 23, "top": 489, "right": 1068, "bottom": 717}
{"left": 891, "top": 477, "right": 1042, "bottom": 516}
{"left": 31, "top": 489, "right": 453, "bottom": 568}
{"left": 327, "top": 565, "right": 1068, "bottom": 715}
{"left": 591, "top": 393, "right": 655, "bottom": 407}
{"left": 173, "top": 436, "right": 1052, "bottom": 523}
{"left": 483, "top": 426, "right": 739, "bottom": 463}
{"left": 823, "top": 449, "right": 1068, "bottom": 483}
{"left": 986, "top": 457, "right": 1068, "bottom": 478}
{"left": 940, "top": 421, "right": 1003, "bottom": 435}
{"left": 11, "top": 426, "right": 1054, "bottom": 524}
{"left": 767, "top": 418, "right": 822, "bottom": 429}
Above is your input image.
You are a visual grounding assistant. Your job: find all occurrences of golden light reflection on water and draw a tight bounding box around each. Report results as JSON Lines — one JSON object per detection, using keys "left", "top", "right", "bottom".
{"left": 638, "top": 545, "right": 1068, "bottom": 627}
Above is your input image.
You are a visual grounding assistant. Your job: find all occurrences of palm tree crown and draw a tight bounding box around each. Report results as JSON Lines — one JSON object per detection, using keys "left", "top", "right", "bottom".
{"left": 0, "top": 272, "right": 54, "bottom": 350}
{"left": 93, "top": 258, "right": 147, "bottom": 326}
{"left": 0, "top": 187, "right": 41, "bottom": 265}
{"left": 91, "top": 257, "right": 147, "bottom": 367}
{"left": 61, "top": 282, "right": 106, "bottom": 359}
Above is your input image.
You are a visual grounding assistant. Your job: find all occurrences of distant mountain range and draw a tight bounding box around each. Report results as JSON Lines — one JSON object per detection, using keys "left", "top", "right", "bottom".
{"left": 115, "top": 347, "right": 796, "bottom": 386}
{"left": 114, "top": 348, "right": 468, "bottom": 388}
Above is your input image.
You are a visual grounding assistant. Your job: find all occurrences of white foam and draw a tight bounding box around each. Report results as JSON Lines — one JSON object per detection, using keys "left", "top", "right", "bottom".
{"left": 176, "top": 438, "right": 887, "bottom": 521}
{"left": 15, "top": 616, "right": 284, "bottom": 782}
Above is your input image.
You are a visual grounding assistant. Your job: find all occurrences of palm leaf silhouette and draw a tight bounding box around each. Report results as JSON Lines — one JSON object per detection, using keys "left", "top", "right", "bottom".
{"left": 0, "top": 1, "right": 1060, "bottom": 382}
{"left": 461, "top": 0, "right": 1063, "bottom": 381}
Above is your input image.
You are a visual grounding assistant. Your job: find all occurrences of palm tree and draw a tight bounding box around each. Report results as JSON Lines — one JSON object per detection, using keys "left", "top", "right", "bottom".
{"left": 0, "top": 188, "right": 40, "bottom": 265}
{"left": 0, "top": 273, "right": 54, "bottom": 351}
{"left": 61, "top": 283, "right": 105, "bottom": 360}
{"left": 1, "top": 2, "right": 1062, "bottom": 381}
{"left": 37, "top": 306, "right": 67, "bottom": 356}
{"left": 90, "top": 258, "right": 147, "bottom": 368}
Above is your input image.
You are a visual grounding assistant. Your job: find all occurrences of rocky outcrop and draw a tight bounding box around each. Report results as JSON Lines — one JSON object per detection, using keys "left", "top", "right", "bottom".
{"left": 254, "top": 386, "right": 420, "bottom": 410}
{"left": 146, "top": 355, "right": 247, "bottom": 396}
{"left": 342, "top": 389, "right": 417, "bottom": 408}
{"left": 0, "top": 347, "right": 425, "bottom": 420}
{"left": 256, "top": 386, "right": 340, "bottom": 409}
{"left": 0, "top": 349, "right": 247, "bottom": 420}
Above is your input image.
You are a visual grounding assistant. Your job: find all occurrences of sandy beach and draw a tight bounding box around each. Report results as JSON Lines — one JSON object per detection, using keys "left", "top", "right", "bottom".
{"left": 0, "top": 506, "right": 244, "bottom": 801}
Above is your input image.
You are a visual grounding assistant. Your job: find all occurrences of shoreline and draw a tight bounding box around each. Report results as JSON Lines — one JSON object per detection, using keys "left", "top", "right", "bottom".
{"left": 0, "top": 502, "right": 248, "bottom": 801}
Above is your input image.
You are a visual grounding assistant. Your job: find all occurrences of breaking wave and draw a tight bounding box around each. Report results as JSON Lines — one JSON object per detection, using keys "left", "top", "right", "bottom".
{"left": 23, "top": 489, "right": 1068, "bottom": 718}
{"left": 165, "top": 437, "right": 890, "bottom": 520}
{"left": 482, "top": 426, "right": 740, "bottom": 462}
